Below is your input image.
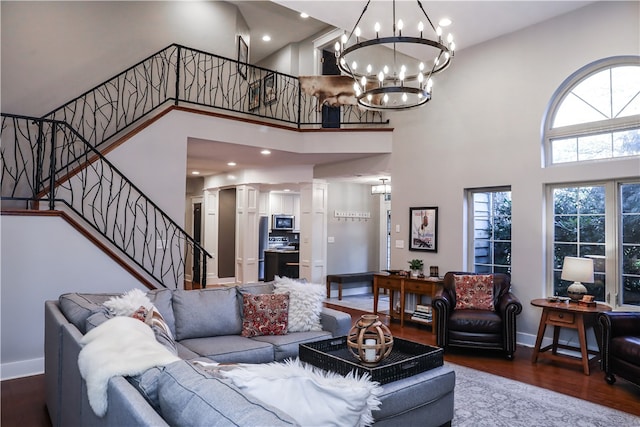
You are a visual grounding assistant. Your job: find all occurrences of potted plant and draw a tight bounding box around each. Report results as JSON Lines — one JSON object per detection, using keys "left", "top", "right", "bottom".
{"left": 408, "top": 259, "right": 424, "bottom": 277}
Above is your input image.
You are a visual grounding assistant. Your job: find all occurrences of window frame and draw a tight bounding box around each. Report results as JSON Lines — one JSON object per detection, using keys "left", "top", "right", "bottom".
{"left": 542, "top": 55, "right": 640, "bottom": 167}
{"left": 545, "top": 180, "right": 640, "bottom": 310}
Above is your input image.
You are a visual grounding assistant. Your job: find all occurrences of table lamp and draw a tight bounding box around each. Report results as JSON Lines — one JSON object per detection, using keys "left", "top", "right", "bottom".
{"left": 561, "top": 256, "right": 594, "bottom": 301}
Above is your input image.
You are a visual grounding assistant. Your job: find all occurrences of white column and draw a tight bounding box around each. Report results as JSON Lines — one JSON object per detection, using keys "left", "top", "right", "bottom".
{"left": 236, "top": 184, "right": 260, "bottom": 284}
{"left": 203, "top": 189, "right": 219, "bottom": 285}
{"left": 299, "top": 180, "right": 328, "bottom": 284}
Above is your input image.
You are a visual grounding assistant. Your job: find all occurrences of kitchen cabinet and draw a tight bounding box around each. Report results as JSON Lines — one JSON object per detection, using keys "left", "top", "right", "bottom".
{"left": 269, "top": 193, "right": 300, "bottom": 225}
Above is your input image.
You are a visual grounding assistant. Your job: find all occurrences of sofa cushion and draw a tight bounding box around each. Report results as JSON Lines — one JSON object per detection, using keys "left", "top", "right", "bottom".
{"left": 179, "top": 335, "right": 275, "bottom": 364}
{"left": 127, "top": 366, "right": 165, "bottom": 412}
{"left": 252, "top": 330, "right": 332, "bottom": 361}
{"left": 241, "top": 293, "right": 289, "bottom": 338}
{"left": 273, "top": 277, "right": 324, "bottom": 333}
{"left": 173, "top": 288, "right": 241, "bottom": 340}
{"left": 157, "top": 360, "right": 297, "bottom": 426}
{"left": 59, "top": 293, "right": 120, "bottom": 334}
{"left": 454, "top": 274, "right": 495, "bottom": 311}
{"left": 238, "top": 281, "right": 275, "bottom": 295}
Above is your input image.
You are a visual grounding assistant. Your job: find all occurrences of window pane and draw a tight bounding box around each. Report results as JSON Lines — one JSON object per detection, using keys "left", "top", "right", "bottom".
{"left": 578, "top": 134, "right": 612, "bottom": 161}
{"left": 622, "top": 183, "right": 640, "bottom": 213}
{"left": 613, "top": 128, "right": 640, "bottom": 157}
{"left": 551, "top": 138, "right": 578, "bottom": 163}
{"left": 579, "top": 215, "right": 605, "bottom": 243}
{"left": 579, "top": 186, "right": 605, "bottom": 214}
{"left": 613, "top": 66, "right": 640, "bottom": 118}
{"left": 555, "top": 216, "right": 577, "bottom": 242}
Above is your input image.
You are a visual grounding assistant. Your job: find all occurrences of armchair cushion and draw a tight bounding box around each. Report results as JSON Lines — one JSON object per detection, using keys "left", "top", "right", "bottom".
{"left": 453, "top": 274, "right": 495, "bottom": 311}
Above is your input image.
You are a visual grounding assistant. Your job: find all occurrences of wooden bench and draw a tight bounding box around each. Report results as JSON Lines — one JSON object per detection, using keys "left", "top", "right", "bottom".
{"left": 326, "top": 272, "right": 377, "bottom": 300}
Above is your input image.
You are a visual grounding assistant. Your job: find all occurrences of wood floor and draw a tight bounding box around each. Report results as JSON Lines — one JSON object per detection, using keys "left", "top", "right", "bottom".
{"left": 2, "top": 304, "right": 639, "bottom": 427}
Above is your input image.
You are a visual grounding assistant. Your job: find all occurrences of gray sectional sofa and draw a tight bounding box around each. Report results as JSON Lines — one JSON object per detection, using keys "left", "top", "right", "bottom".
{"left": 45, "top": 281, "right": 455, "bottom": 426}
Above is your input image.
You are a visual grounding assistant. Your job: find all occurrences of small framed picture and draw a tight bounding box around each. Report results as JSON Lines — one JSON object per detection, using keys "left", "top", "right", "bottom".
{"left": 237, "top": 35, "right": 248, "bottom": 80}
{"left": 248, "top": 80, "right": 261, "bottom": 110}
{"left": 263, "top": 73, "right": 277, "bottom": 105}
{"left": 409, "top": 207, "right": 438, "bottom": 252}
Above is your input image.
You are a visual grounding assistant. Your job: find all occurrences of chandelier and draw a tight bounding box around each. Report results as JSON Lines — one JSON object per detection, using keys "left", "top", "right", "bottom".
{"left": 335, "top": 0, "right": 455, "bottom": 111}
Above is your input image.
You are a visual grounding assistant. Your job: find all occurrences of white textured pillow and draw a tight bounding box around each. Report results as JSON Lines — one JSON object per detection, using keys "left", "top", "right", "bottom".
{"left": 273, "top": 276, "right": 324, "bottom": 332}
{"left": 103, "top": 288, "right": 153, "bottom": 317}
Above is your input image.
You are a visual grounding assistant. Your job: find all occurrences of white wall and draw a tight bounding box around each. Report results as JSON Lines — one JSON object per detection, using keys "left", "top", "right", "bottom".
{"left": 0, "top": 216, "right": 147, "bottom": 380}
{"left": 1, "top": 0, "right": 243, "bottom": 116}
{"left": 388, "top": 1, "right": 640, "bottom": 346}
{"left": 326, "top": 182, "right": 380, "bottom": 280}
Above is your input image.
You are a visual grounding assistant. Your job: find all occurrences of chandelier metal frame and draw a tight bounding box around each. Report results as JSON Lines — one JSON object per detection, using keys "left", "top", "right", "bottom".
{"left": 335, "top": 0, "right": 455, "bottom": 111}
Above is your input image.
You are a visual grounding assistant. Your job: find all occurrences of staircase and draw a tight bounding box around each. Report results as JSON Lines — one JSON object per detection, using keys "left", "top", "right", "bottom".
{"left": 1, "top": 43, "right": 387, "bottom": 289}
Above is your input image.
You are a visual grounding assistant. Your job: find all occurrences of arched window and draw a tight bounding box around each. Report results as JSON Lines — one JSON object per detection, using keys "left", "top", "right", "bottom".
{"left": 543, "top": 56, "right": 640, "bottom": 166}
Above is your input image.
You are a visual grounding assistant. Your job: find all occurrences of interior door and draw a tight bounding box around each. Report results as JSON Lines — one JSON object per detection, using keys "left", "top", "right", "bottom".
{"left": 322, "top": 48, "right": 340, "bottom": 128}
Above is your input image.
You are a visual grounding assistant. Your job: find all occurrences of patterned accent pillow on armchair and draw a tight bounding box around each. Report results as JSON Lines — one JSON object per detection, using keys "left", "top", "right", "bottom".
{"left": 454, "top": 274, "right": 495, "bottom": 311}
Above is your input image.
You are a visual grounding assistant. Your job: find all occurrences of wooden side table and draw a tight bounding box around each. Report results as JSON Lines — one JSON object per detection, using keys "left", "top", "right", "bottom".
{"left": 373, "top": 273, "right": 442, "bottom": 333}
{"left": 530, "top": 298, "right": 611, "bottom": 375}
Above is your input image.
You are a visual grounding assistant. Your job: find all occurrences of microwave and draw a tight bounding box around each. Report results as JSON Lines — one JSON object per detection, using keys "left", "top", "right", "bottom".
{"left": 272, "top": 215, "right": 294, "bottom": 230}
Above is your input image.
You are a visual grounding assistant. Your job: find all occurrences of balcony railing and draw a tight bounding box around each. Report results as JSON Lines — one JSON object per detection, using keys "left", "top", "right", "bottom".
{"left": 42, "top": 44, "right": 387, "bottom": 155}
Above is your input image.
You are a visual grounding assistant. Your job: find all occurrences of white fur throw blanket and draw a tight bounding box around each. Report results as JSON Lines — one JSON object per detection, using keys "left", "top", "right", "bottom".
{"left": 220, "top": 358, "right": 382, "bottom": 427}
{"left": 78, "top": 316, "right": 180, "bottom": 416}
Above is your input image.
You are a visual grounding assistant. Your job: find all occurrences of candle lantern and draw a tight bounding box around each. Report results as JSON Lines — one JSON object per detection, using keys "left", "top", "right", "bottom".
{"left": 347, "top": 314, "right": 393, "bottom": 367}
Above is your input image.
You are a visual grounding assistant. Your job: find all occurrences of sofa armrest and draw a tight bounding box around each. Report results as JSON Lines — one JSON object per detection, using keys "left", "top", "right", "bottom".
{"left": 432, "top": 290, "right": 452, "bottom": 348}
{"left": 320, "top": 307, "right": 352, "bottom": 337}
{"left": 497, "top": 292, "right": 523, "bottom": 317}
{"left": 598, "top": 312, "right": 640, "bottom": 338}
{"left": 80, "top": 376, "right": 169, "bottom": 427}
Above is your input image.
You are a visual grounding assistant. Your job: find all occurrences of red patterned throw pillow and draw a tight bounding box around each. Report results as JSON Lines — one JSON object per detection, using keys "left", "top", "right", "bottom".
{"left": 241, "top": 294, "right": 289, "bottom": 337}
{"left": 454, "top": 274, "right": 495, "bottom": 311}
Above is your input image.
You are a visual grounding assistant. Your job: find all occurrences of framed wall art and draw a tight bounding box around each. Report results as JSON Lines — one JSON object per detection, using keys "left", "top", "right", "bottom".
{"left": 248, "top": 80, "right": 261, "bottom": 110}
{"left": 237, "top": 35, "right": 248, "bottom": 79}
{"left": 409, "top": 206, "right": 438, "bottom": 252}
{"left": 263, "top": 72, "right": 277, "bottom": 105}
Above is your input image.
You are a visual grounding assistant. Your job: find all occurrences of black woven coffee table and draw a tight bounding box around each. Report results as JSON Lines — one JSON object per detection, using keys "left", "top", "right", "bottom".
{"left": 299, "top": 336, "right": 443, "bottom": 384}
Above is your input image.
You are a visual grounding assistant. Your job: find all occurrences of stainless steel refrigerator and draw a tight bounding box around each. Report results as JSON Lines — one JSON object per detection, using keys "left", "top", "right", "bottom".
{"left": 258, "top": 216, "right": 268, "bottom": 281}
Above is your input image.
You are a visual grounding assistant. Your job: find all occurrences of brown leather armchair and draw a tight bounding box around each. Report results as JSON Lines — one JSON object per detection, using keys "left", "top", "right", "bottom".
{"left": 597, "top": 312, "right": 640, "bottom": 386}
{"left": 432, "top": 271, "right": 522, "bottom": 359}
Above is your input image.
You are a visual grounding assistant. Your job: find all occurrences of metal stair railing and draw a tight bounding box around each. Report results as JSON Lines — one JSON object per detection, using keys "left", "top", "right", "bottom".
{"left": 1, "top": 113, "right": 210, "bottom": 289}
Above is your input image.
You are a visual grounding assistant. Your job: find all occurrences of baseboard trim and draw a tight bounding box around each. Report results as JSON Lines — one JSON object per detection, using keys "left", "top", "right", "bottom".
{"left": 1, "top": 357, "right": 44, "bottom": 380}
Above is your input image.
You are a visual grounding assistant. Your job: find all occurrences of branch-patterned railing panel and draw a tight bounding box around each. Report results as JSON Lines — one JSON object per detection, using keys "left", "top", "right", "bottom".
{"left": 43, "top": 46, "right": 178, "bottom": 151}
{"left": 1, "top": 114, "right": 210, "bottom": 289}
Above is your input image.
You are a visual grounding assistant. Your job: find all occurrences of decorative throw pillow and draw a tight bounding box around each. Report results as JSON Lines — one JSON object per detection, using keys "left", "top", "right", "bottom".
{"left": 454, "top": 274, "right": 495, "bottom": 311}
{"left": 273, "top": 276, "right": 324, "bottom": 332}
{"left": 241, "top": 293, "right": 290, "bottom": 338}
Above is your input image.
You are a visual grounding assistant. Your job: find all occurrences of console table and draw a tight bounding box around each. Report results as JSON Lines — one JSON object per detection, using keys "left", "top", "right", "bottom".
{"left": 373, "top": 273, "right": 443, "bottom": 333}
{"left": 530, "top": 298, "right": 611, "bottom": 375}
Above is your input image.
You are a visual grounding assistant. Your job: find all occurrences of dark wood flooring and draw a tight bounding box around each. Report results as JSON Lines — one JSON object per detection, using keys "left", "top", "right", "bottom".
{"left": 2, "top": 304, "right": 638, "bottom": 427}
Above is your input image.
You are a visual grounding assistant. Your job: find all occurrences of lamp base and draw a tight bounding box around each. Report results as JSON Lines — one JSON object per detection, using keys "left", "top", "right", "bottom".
{"left": 567, "top": 282, "right": 588, "bottom": 301}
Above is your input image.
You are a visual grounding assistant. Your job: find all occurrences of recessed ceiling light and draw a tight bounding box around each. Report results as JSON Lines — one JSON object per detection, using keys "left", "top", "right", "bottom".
{"left": 191, "top": 171, "right": 200, "bottom": 175}
{"left": 261, "top": 149, "right": 271, "bottom": 155}
{"left": 439, "top": 18, "right": 452, "bottom": 27}
{"left": 262, "top": 35, "right": 271, "bottom": 42}
{"left": 300, "top": 12, "right": 309, "bottom": 19}
{"left": 283, "top": 189, "right": 291, "bottom": 192}
{"left": 227, "top": 161, "right": 236, "bottom": 166}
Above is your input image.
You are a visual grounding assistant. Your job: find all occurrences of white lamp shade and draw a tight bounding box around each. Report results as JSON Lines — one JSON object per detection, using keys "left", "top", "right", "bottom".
{"left": 561, "top": 257, "right": 594, "bottom": 283}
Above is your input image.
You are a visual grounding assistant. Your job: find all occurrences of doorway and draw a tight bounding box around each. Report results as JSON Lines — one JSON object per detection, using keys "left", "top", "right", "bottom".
{"left": 192, "top": 202, "right": 202, "bottom": 287}
{"left": 322, "top": 48, "right": 340, "bottom": 128}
